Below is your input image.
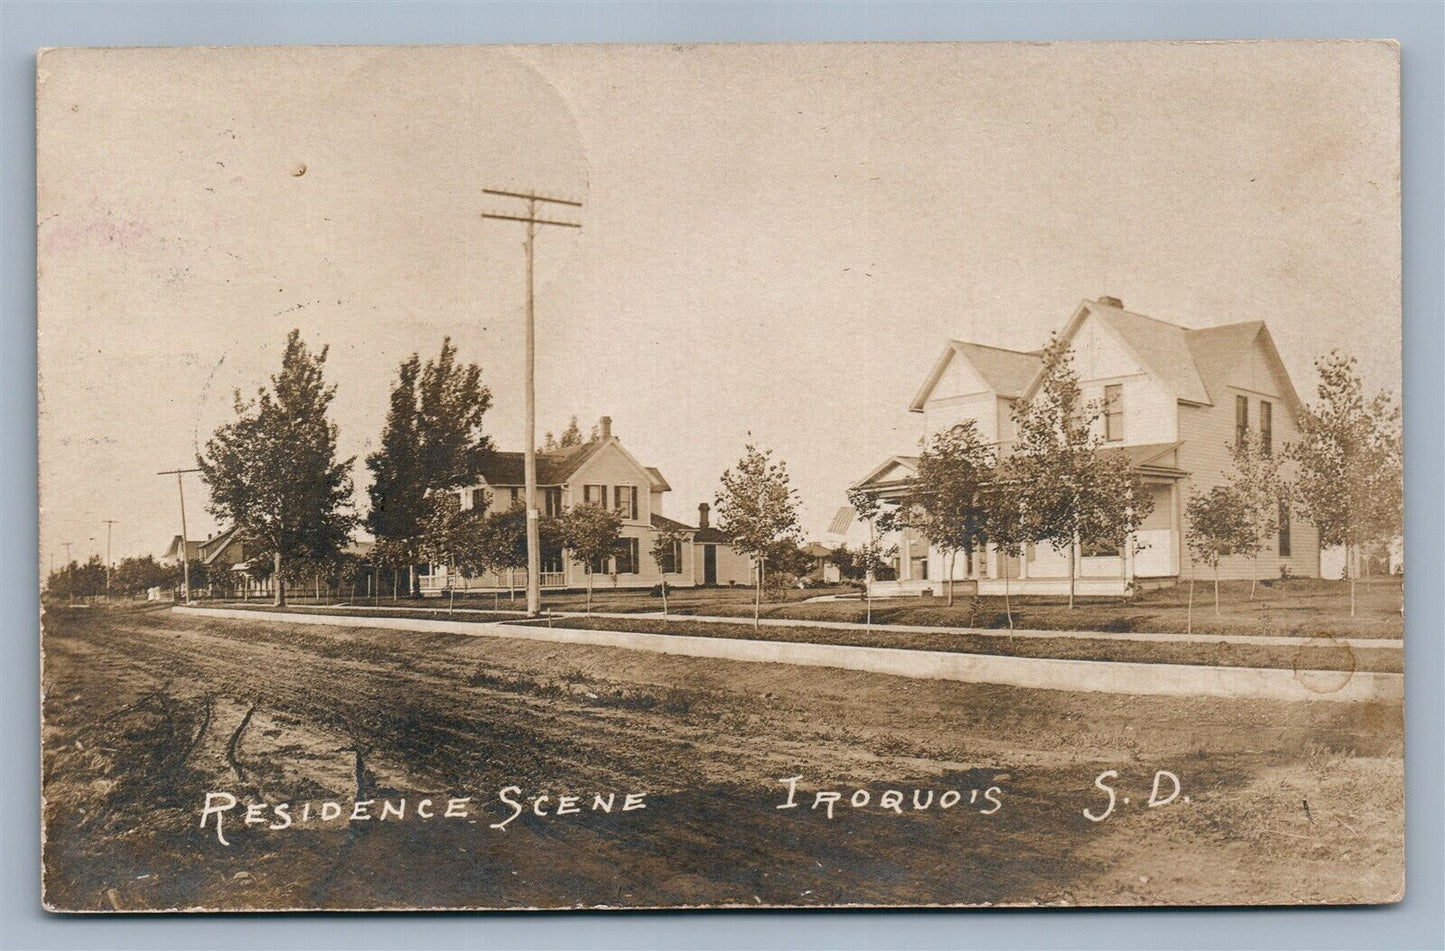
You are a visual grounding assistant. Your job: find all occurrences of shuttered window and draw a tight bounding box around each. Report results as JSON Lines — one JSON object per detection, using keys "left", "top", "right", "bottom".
{"left": 584, "top": 484, "right": 606, "bottom": 508}
{"left": 614, "top": 485, "right": 638, "bottom": 520}
{"left": 615, "top": 537, "right": 640, "bottom": 574}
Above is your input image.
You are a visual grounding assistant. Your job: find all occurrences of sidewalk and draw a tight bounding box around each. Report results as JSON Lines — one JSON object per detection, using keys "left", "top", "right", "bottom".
{"left": 173, "top": 604, "right": 1402, "bottom": 704}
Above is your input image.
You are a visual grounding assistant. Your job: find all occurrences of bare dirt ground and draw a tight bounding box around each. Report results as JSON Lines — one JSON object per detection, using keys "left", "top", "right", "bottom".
{"left": 40, "top": 604, "right": 1403, "bottom": 912}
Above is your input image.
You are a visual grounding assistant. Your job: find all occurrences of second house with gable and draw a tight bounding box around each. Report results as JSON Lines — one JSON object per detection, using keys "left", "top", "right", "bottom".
{"left": 422, "top": 416, "right": 754, "bottom": 594}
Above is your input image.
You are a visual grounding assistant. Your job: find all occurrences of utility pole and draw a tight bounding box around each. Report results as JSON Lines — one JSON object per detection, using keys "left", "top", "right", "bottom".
{"left": 102, "top": 519, "right": 117, "bottom": 599}
{"left": 482, "top": 187, "right": 581, "bottom": 617}
{"left": 158, "top": 467, "right": 201, "bottom": 604}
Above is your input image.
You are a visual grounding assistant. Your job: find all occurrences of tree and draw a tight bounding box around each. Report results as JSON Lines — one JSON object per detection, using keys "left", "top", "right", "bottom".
{"left": 113, "top": 555, "right": 171, "bottom": 598}
{"left": 897, "top": 421, "right": 994, "bottom": 606}
{"left": 367, "top": 339, "right": 493, "bottom": 597}
{"left": 198, "top": 330, "right": 356, "bottom": 606}
{"left": 417, "top": 491, "right": 484, "bottom": 613}
{"left": 1184, "top": 484, "right": 1253, "bottom": 623}
{"left": 542, "top": 415, "right": 586, "bottom": 452}
{"left": 559, "top": 503, "right": 623, "bottom": 613}
{"left": 847, "top": 487, "right": 899, "bottom": 628}
{"left": 476, "top": 502, "right": 530, "bottom": 606}
{"left": 365, "top": 355, "right": 426, "bottom": 594}
{"left": 1289, "top": 350, "right": 1403, "bottom": 616}
{"left": 417, "top": 337, "right": 494, "bottom": 489}
{"left": 715, "top": 445, "right": 802, "bottom": 629}
{"left": 1010, "top": 334, "right": 1153, "bottom": 608}
{"left": 1224, "top": 431, "right": 1286, "bottom": 600}
{"left": 981, "top": 474, "right": 1029, "bottom": 630}
{"left": 649, "top": 525, "right": 688, "bottom": 620}
{"left": 764, "top": 538, "right": 813, "bottom": 593}
{"left": 828, "top": 544, "right": 862, "bottom": 581}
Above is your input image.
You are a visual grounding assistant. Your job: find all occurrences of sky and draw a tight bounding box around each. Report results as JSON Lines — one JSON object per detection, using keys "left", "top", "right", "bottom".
{"left": 37, "top": 42, "right": 1400, "bottom": 566}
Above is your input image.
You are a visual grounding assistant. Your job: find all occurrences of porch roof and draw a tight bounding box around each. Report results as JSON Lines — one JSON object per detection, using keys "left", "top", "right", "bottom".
{"left": 851, "top": 440, "right": 1188, "bottom": 495}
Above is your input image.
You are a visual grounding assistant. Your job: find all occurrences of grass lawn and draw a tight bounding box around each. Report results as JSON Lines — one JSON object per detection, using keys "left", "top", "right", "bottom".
{"left": 503, "top": 615, "right": 1397, "bottom": 672}
{"left": 377, "top": 576, "right": 1403, "bottom": 639}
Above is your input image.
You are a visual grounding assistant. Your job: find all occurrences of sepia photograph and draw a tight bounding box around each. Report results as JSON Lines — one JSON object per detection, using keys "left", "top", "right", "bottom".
{"left": 36, "top": 40, "right": 1404, "bottom": 912}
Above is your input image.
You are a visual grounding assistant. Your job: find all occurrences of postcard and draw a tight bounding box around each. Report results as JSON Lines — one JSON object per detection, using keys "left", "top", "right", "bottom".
{"left": 37, "top": 41, "right": 1403, "bottom": 911}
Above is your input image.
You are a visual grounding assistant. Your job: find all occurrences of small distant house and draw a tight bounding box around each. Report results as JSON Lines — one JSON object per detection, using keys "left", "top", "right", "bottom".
{"left": 801, "top": 542, "right": 842, "bottom": 585}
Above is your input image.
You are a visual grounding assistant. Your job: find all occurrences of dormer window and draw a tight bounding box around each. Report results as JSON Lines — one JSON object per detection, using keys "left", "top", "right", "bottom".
{"left": 1104, "top": 384, "right": 1124, "bottom": 442}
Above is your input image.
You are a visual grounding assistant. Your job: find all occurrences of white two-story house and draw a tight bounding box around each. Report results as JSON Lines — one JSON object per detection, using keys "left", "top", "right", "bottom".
{"left": 423, "top": 417, "right": 754, "bottom": 594}
{"left": 851, "top": 297, "right": 1320, "bottom": 597}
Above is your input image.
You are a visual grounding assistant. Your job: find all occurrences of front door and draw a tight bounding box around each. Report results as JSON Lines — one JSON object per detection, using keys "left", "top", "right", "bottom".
{"left": 703, "top": 544, "right": 717, "bottom": 585}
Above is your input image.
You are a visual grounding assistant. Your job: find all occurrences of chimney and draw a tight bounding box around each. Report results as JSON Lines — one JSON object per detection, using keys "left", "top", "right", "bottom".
{"left": 698, "top": 502, "right": 710, "bottom": 529}
{"left": 599, "top": 416, "right": 612, "bottom": 441}
{"left": 1096, "top": 295, "right": 1123, "bottom": 308}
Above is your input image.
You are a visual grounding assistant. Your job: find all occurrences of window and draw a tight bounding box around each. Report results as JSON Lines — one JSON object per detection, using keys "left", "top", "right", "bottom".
{"left": 614, "top": 484, "right": 638, "bottom": 520}
{"left": 1278, "top": 498, "right": 1291, "bottom": 556}
{"left": 615, "top": 537, "right": 640, "bottom": 574}
{"left": 659, "top": 538, "right": 683, "bottom": 574}
{"left": 1081, "top": 538, "right": 1121, "bottom": 557}
{"left": 1235, "top": 395, "right": 1249, "bottom": 447}
{"left": 544, "top": 487, "right": 563, "bottom": 517}
{"left": 1104, "top": 384, "right": 1124, "bottom": 442}
{"left": 583, "top": 484, "right": 607, "bottom": 508}
{"left": 508, "top": 487, "right": 522, "bottom": 508}
{"left": 1260, "top": 400, "right": 1273, "bottom": 456}
{"left": 459, "top": 487, "right": 474, "bottom": 511}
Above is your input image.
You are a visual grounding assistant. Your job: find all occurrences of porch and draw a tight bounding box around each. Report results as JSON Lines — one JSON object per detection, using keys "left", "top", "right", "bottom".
{"left": 419, "top": 567, "right": 569, "bottom": 595}
{"left": 866, "top": 480, "right": 1182, "bottom": 599}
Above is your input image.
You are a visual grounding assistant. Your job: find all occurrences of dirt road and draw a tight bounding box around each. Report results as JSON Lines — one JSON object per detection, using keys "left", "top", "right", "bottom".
{"left": 40, "top": 605, "right": 1403, "bottom": 911}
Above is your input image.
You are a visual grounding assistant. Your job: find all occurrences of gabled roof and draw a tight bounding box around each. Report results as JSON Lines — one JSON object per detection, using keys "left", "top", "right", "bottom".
{"left": 200, "top": 526, "right": 244, "bottom": 565}
{"left": 164, "top": 536, "right": 203, "bottom": 561}
{"left": 909, "top": 341, "right": 1042, "bottom": 411}
{"left": 850, "top": 455, "right": 920, "bottom": 490}
{"left": 475, "top": 437, "right": 674, "bottom": 493}
{"left": 475, "top": 440, "right": 607, "bottom": 487}
{"left": 1054, "top": 299, "right": 1213, "bottom": 405}
{"left": 1022, "top": 299, "right": 1298, "bottom": 411}
{"left": 1184, "top": 321, "right": 1304, "bottom": 415}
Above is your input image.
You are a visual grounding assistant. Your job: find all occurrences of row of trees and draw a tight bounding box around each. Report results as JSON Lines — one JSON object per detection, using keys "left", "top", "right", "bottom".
{"left": 194, "top": 329, "right": 813, "bottom": 617}
{"left": 1185, "top": 350, "right": 1402, "bottom": 617}
{"left": 45, "top": 554, "right": 177, "bottom": 602}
